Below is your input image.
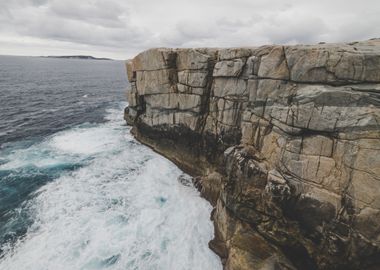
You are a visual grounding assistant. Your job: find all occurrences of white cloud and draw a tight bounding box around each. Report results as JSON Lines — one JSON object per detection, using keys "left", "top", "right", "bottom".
{"left": 0, "top": 0, "right": 379, "bottom": 59}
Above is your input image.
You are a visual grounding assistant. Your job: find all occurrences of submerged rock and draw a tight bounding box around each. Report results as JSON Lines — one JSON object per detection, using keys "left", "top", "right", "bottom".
{"left": 124, "top": 39, "right": 380, "bottom": 270}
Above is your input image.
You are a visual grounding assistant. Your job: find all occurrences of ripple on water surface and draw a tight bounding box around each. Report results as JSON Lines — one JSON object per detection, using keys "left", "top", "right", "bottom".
{"left": 0, "top": 106, "right": 222, "bottom": 270}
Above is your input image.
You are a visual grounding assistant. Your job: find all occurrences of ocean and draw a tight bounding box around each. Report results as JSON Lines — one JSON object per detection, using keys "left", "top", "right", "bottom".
{"left": 0, "top": 56, "right": 221, "bottom": 270}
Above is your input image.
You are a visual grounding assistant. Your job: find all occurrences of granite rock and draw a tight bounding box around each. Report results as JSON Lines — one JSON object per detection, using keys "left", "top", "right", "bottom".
{"left": 124, "top": 39, "right": 380, "bottom": 270}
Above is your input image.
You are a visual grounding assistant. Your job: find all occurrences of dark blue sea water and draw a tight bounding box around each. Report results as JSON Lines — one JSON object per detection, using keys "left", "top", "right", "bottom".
{"left": 0, "top": 56, "right": 221, "bottom": 270}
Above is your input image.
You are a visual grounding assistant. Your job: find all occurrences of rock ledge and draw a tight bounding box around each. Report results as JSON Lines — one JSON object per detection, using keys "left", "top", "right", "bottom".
{"left": 124, "top": 40, "right": 380, "bottom": 270}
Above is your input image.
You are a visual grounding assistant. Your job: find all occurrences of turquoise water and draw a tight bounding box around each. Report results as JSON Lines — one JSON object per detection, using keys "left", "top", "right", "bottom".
{"left": 0, "top": 56, "right": 222, "bottom": 270}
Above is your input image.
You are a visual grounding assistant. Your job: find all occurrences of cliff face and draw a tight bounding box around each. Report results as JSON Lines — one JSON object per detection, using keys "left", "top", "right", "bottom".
{"left": 124, "top": 39, "right": 380, "bottom": 270}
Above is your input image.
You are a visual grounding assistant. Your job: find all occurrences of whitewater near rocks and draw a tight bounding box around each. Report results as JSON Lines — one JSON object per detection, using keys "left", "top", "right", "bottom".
{"left": 0, "top": 56, "right": 222, "bottom": 270}
{"left": 0, "top": 105, "right": 222, "bottom": 270}
{"left": 125, "top": 39, "right": 380, "bottom": 269}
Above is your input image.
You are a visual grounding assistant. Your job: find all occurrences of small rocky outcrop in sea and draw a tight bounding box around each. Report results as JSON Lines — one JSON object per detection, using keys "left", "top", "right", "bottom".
{"left": 124, "top": 39, "right": 380, "bottom": 270}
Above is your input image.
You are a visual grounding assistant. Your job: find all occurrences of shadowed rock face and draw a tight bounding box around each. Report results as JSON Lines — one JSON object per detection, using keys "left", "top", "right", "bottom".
{"left": 124, "top": 39, "right": 380, "bottom": 270}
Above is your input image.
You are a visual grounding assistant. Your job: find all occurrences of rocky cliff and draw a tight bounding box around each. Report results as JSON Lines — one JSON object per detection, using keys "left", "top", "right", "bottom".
{"left": 124, "top": 39, "right": 380, "bottom": 270}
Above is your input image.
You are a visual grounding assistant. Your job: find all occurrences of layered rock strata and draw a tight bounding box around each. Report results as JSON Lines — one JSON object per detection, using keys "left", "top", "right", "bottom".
{"left": 124, "top": 39, "right": 380, "bottom": 270}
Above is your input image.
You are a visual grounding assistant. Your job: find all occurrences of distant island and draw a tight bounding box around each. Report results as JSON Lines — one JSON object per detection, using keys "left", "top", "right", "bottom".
{"left": 41, "top": 55, "right": 112, "bottom": 60}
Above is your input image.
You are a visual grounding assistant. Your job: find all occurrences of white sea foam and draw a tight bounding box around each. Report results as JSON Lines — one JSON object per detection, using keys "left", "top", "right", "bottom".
{"left": 0, "top": 104, "right": 222, "bottom": 270}
{"left": 50, "top": 125, "right": 121, "bottom": 155}
{"left": 0, "top": 142, "right": 76, "bottom": 170}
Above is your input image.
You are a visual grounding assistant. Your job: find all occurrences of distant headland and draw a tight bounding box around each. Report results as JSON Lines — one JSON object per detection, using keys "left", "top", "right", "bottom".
{"left": 40, "top": 55, "right": 113, "bottom": 60}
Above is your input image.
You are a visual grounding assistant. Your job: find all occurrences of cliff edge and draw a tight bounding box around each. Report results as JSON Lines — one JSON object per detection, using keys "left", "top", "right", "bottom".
{"left": 124, "top": 39, "right": 380, "bottom": 270}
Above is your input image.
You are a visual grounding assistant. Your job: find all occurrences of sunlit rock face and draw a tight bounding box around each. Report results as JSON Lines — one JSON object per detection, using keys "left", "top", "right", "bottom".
{"left": 124, "top": 39, "right": 380, "bottom": 270}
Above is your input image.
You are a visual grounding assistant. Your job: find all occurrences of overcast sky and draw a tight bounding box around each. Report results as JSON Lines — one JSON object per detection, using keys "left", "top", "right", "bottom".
{"left": 0, "top": 0, "right": 379, "bottom": 59}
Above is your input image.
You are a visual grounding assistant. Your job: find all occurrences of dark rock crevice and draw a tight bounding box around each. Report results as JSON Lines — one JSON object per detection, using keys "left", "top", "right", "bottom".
{"left": 124, "top": 40, "right": 380, "bottom": 270}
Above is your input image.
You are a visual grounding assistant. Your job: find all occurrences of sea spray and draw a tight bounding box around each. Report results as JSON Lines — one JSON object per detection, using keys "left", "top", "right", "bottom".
{"left": 0, "top": 105, "right": 222, "bottom": 270}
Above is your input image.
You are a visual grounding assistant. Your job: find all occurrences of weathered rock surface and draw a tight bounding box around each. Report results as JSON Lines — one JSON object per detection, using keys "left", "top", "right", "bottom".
{"left": 124, "top": 39, "right": 380, "bottom": 270}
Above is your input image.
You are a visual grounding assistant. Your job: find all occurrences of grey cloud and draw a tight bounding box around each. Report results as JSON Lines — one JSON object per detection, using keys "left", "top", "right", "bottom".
{"left": 50, "top": 0, "right": 127, "bottom": 27}
{"left": 332, "top": 14, "right": 380, "bottom": 43}
{"left": 0, "top": 0, "right": 379, "bottom": 59}
{"left": 160, "top": 21, "right": 220, "bottom": 46}
{"left": 0, "top": 0, "right": 151, "bottom": 52}
{"left": 29, "top": 0, "right": 49, "bottom": 6}
{"left": 258, "top": 15, "right": 329, "bottom": 44}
